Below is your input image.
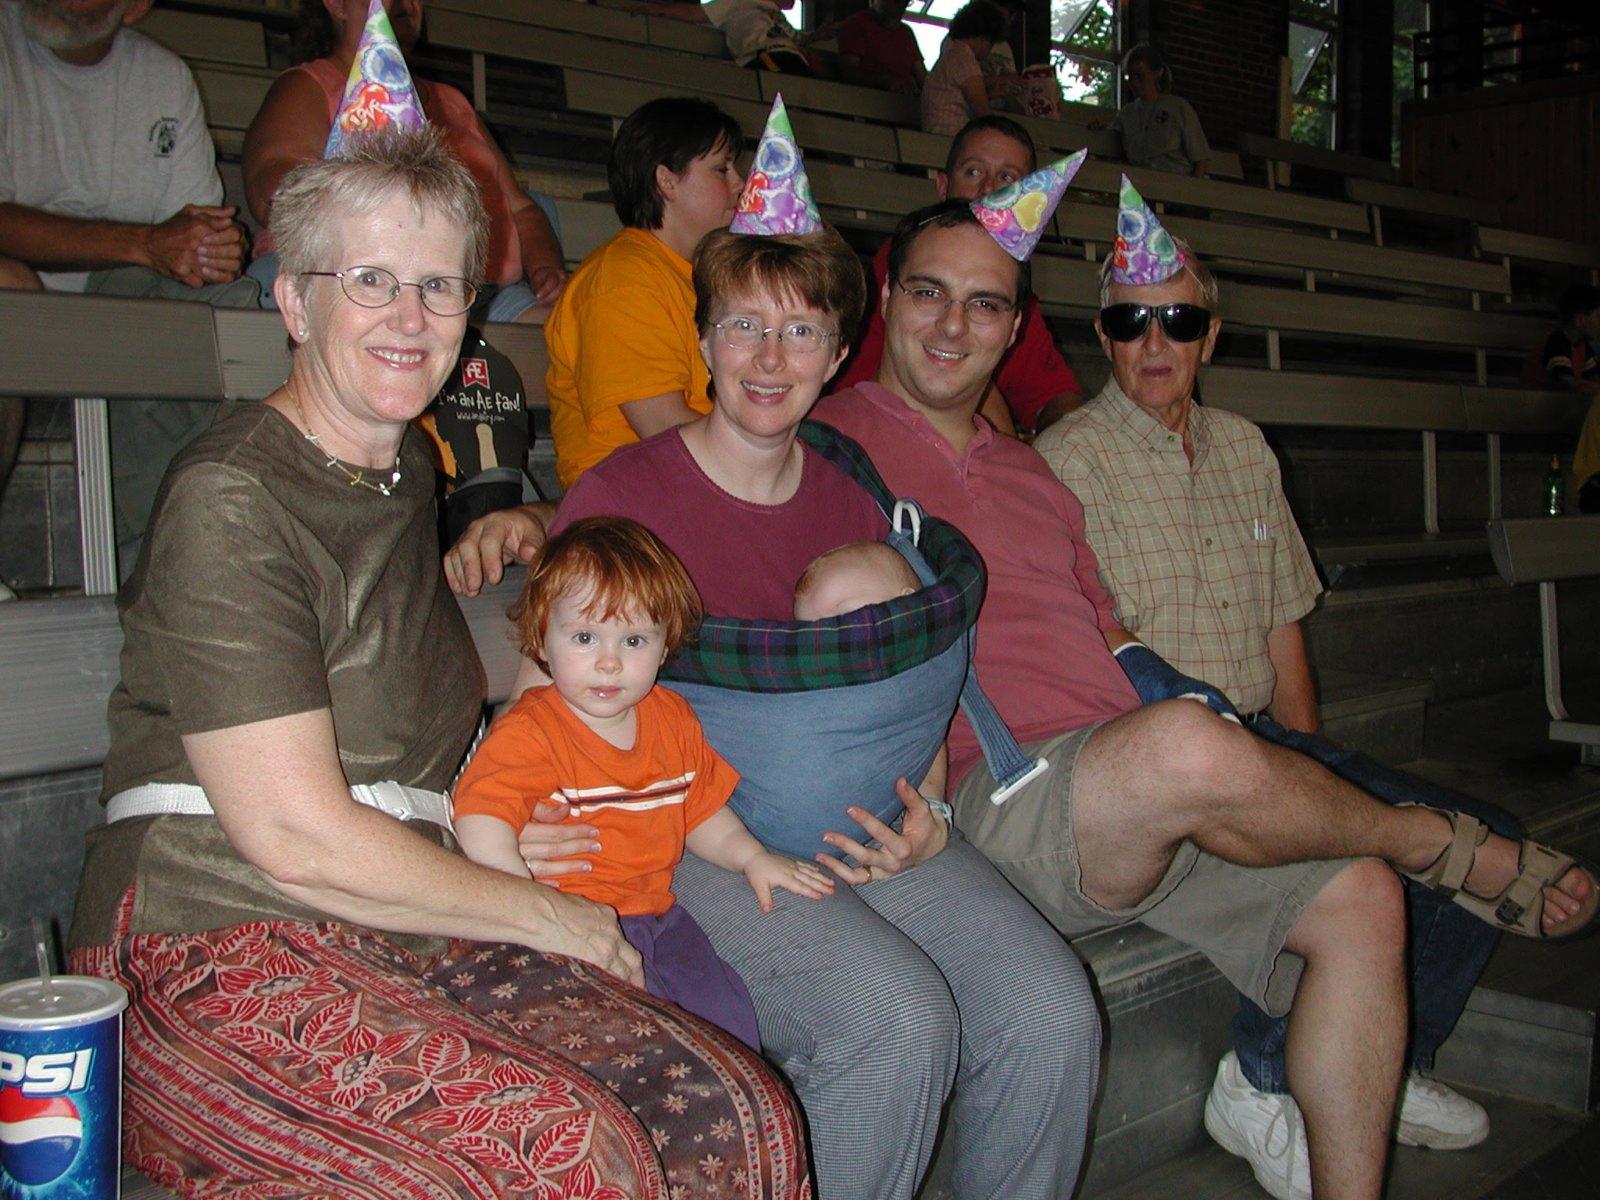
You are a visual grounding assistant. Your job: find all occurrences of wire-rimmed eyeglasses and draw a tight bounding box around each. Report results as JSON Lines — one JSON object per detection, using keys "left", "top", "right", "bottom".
{"left": 300, "top": 265, "right": 478, "bottom": 317}
{"left": 711, "top": 317, "right": 838, "bottom": 354}
{"left": 893, "top": 280, "right": 1017, "bottom": 326}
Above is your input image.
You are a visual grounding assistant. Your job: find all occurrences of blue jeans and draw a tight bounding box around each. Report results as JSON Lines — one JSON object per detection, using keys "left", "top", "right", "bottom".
{"left": 1233, "top": 714, "right": 1519, "bottom": 1093}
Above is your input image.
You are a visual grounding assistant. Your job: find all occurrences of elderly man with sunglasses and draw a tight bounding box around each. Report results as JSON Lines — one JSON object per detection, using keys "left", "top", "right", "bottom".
{"left": 814, "top": 197, "right": 1599, "bottom": 1200}
{"left": 1035, "top": 241, "right": 1516, "bottom": 1198}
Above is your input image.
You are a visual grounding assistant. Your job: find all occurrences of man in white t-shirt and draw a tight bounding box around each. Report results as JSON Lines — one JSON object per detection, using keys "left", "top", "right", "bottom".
{"left": 0, "top": 0, "right": 250, "bottom": 296}
{"left": 0, "top": 0, "right": 256, "bottom": 572}
{"left": 641, "top": 0, "right": 815, "bottom": 74}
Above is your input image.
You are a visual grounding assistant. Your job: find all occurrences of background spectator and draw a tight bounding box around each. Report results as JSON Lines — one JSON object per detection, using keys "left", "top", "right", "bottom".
{"left": 1524, "top": 282, "right": 1600, "bottom": 393}
{"left": 0, "top": 0, "right": 258, "bottom": 573}
{"left": 1091, "top": 43, "right": 1211, "bottom": 177}
{"left": 921, "top": 2, "right": 1008, "bottom": 134}
{"left": 0, "top": 0, "right": 250, "bottom": 299}
{"left": 979, "top": 0, "right": 1025, "bottom": 108}
{"left": 243, "top": 0, "right": 566, "bottom": 323}
{"left": 644, "top": 0, "right": 817, "bottom": 75}
{"left": 545, "top": 98, "right": 743, "bottom": 490}
{"left": 836, "top": 0, "right": 924, "bottom": 93}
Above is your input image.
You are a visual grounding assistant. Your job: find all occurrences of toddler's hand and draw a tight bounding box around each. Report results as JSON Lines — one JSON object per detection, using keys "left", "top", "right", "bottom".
{"left": 745, "top": 852, "right": 835, "bottom": 912}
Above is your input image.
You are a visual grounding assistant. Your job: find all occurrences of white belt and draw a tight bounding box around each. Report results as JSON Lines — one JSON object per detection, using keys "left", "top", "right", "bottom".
{"left": 105, "top": 780, "right": 454, "bottom": 832}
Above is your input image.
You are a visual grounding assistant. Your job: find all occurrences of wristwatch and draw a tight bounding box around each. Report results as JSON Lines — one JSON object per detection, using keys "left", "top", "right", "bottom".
{"left": 920, "top": 793, "right": 955, "bottom": 827}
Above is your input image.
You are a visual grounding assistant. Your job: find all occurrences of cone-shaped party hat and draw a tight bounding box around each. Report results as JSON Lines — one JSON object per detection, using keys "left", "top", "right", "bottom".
{"left": 324, "top": 0, "right": 426, "bottom": 158}
{"left": 969, "top": 149, "right": 1086, "bottom": 261}
{"left": 1110, "top": 175, "right": 1185, "bottom": 286}
{"left": 730, "top": 94, "right": 822, "bottom": 236}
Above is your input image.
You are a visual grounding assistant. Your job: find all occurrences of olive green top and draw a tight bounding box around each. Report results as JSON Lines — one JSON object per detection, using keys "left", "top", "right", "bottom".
{"left": 70, "top": 403, "right": 485, "bottom": 950}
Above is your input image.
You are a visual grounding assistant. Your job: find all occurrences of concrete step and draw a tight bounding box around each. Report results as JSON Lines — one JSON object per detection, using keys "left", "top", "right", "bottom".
{"left": 1091, "top": 1091, "right": 1595, "bottom": 1200}
{"left": 1317, "top": 668, "right": 1435, "bottom": 764}
{"left": 1305, "top": 575, "right": 1600, "bottom": 705}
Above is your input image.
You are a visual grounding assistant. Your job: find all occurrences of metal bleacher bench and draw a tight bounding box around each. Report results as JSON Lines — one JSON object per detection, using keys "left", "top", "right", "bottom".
{"left": 1488, "top": 514, "right": 1600, "bottom": 763}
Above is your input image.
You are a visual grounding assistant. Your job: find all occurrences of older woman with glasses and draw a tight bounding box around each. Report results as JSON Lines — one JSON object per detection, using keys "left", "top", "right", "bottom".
{"left": 67, "top": 127, "right": 812, "bottom": 1200}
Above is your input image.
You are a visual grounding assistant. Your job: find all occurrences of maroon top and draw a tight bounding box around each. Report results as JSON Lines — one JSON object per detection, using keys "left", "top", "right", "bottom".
{"left": 550, "top": 428, "right": 888, "bottom": 620}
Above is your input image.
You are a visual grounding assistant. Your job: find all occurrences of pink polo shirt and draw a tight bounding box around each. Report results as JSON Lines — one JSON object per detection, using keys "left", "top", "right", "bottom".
{"left": 812, "top": 383, "right": 1138, "bottom": 783}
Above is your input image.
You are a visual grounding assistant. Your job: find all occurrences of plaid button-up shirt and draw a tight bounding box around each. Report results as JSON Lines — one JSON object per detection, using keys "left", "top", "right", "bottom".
{"left": 1037, "top": 378, "right": 1322, "bottom": 715}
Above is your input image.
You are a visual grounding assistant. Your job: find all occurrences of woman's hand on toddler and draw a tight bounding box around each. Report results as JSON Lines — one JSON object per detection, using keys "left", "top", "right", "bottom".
{"left": 745, "top": 852, "right": 836, "bottom": 913}
{"left": 816, "top": 777, "right": 949, "bottom": 885}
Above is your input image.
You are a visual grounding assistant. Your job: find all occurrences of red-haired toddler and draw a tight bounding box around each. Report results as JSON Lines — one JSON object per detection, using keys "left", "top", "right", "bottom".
{"left": 452, "top": 516, "right": 833, "bottom": 1047}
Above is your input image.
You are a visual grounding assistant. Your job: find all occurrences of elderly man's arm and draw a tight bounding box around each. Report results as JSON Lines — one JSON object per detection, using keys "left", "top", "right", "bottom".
{"left": 1265, "top": 620, "right": 1319, "bottom": 734}
{"left": 0, "top": 202, "right": 243, "bottom": 285}
{"left": 184, "top": 707, "right": 644, "bottom": 984}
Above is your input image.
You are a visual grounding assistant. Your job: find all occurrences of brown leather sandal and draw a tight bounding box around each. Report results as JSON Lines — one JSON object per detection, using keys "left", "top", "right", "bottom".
{"left": 1402, "top": 810, "right": 1600, "bottom": 940}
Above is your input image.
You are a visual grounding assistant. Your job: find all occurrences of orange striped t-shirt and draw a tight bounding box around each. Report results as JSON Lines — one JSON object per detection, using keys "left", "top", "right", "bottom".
{"left": 451, "top": 684, "right": 739, "bottom": 916}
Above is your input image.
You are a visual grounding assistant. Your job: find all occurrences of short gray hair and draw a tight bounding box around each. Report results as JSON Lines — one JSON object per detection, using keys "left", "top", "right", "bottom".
{"left": 1098, "top": 235, "right": 1219, "bottom": 311}
{"left": 270, "top": 125, "right": 489, "bottom": 284}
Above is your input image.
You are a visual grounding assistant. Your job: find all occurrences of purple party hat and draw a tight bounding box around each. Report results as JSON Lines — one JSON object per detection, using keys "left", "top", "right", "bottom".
{"left": 969, "top": 149, "right": 1086, "bottom": 261}
{"left": 324, "top": 0, "right": 425, "bottom": 158}
{"left": 1110, "top": 175, "right": 1185, "bottom": 286}
{"left": 730, "top": 94, "right": 822, "bottom": 236}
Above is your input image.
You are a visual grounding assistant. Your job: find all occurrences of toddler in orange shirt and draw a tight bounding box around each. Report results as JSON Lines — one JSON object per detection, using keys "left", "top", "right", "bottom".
{"left": 452, "top": 516, "right": 833, "bottom": 1048}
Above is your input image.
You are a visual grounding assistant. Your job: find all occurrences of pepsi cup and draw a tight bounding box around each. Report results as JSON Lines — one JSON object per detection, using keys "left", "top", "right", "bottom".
{"left": 0, "top": 976, "right": 126, "bottom": 1199}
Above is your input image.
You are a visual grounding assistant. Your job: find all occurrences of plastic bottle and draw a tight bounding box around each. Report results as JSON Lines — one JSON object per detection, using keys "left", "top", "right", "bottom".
{"left": 1545, "top": 455, "right": 1565, "bottom": 516}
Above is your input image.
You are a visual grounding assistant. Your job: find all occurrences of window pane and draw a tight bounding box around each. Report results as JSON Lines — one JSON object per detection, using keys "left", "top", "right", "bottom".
{"left": 1301, "top": 36, "right": 1335, "bottom": 101}
{"left": 1289, "top": 0, "right": 1337, "bottom": 21}
{"left": 908, "top": 19, "right": 946, "bottom": 68}
{"left": 1394, "top": 0, "right": 1427, "bottom": 36}
{"left": 1289, "top": 21, "right": 1329, "bottom": 93}
{"left": 907, "top": 0, "right": 967, "bottom": 19}
{"left": 1063, "top": 0, "right": 1116, "bottom": 53}
{"left": 1291, "top": 102, "right": 1333, "bottom": 148}
{"left": 1052, "top": 50, "right": 1116, "bottom": 106}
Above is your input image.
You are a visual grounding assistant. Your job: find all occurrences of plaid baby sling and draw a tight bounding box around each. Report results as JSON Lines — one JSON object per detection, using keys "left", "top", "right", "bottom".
{"left": 663, "top": 420, "right": 1047, "bottom": 858}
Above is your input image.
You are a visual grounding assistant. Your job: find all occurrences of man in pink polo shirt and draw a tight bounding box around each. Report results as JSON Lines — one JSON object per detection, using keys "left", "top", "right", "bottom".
{"left": 809, "top": 199, "right": 1593, "bottom": 1200}
{"left": 831, "top": 115, "right": 1082, "bottom": 436}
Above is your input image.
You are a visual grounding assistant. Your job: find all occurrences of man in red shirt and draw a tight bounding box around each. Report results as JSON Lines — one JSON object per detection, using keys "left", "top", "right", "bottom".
{"left": 836, "top": 0, "right": 926, "bottom": 94}
{"left": 832, "top": 115, "right": 1083, "bottom": 435}
{"left": 812, "top": 199, "right": 1596, "bottom": 1200}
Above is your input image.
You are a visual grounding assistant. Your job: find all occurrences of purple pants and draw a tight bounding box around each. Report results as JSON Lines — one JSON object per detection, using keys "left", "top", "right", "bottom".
{"left": 622, "top": 903, "right": 761, "bottom": 1050}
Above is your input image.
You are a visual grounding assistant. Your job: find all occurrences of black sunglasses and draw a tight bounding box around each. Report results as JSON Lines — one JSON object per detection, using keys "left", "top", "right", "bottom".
{"left": 1099, "top": 303, "right": 1213, "bottom": 343}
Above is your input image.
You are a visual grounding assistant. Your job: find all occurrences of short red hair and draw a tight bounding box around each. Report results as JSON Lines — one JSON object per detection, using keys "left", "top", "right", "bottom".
{"left": 510, "top": 517, "right": 703, "bottom": 673}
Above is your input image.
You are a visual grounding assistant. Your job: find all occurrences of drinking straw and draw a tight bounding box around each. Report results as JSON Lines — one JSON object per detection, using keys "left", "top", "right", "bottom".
{"left": 32, "top": 916, "right": 53, "bottom": 993}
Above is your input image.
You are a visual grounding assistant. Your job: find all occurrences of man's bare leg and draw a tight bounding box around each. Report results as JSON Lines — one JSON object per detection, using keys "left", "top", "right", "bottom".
{"left": 1282, "top": 860, "right": 1407, "bottom": 1198}
{"left": 1071, "top": 699, "right": 1591, "bottom": 930}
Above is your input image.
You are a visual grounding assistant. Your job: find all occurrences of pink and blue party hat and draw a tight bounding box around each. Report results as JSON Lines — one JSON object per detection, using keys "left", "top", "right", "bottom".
{"left": 969, "top": 149, "right": 1086, "bottom": 261}
{"left": 1110, "top": 175, "right": 1185, "bottom": 285}
{"left": 324, "top": 0, "right": 426, "bottom": 158}
{"left": 730, "top": 94, "right": 822, "bottom": 236}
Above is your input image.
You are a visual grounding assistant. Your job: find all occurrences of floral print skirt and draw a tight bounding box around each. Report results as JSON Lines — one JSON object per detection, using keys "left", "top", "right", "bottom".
{"left": 72, "top": 890, "right": 812, "bottom": 1199}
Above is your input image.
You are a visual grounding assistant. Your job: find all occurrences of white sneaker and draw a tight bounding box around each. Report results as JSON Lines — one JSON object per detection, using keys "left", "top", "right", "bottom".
{"left": 1395, "top": 1072, "right": 1490, "bottom": 1149}
{"left": 1203, "top": 1052, "right": 1312, "bottom": 1200}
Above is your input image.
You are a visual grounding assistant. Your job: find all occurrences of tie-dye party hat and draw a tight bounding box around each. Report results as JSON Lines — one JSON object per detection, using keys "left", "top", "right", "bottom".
{"left": 1110, "top": 175, "right": 1185, "bottom": 285}
{"left": 969, "top": 149, "right": 1086, "bottom": 261}
{"left": 324, "top": 0, "right": 426, "bottom": 158}
{"left": 730, "top": 94, "right": 822, "bottom": 236}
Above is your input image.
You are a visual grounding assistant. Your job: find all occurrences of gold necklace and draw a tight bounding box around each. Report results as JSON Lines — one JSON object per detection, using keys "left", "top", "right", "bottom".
{"left": 288, "top": 388, "right": 402, "bottom": 496}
